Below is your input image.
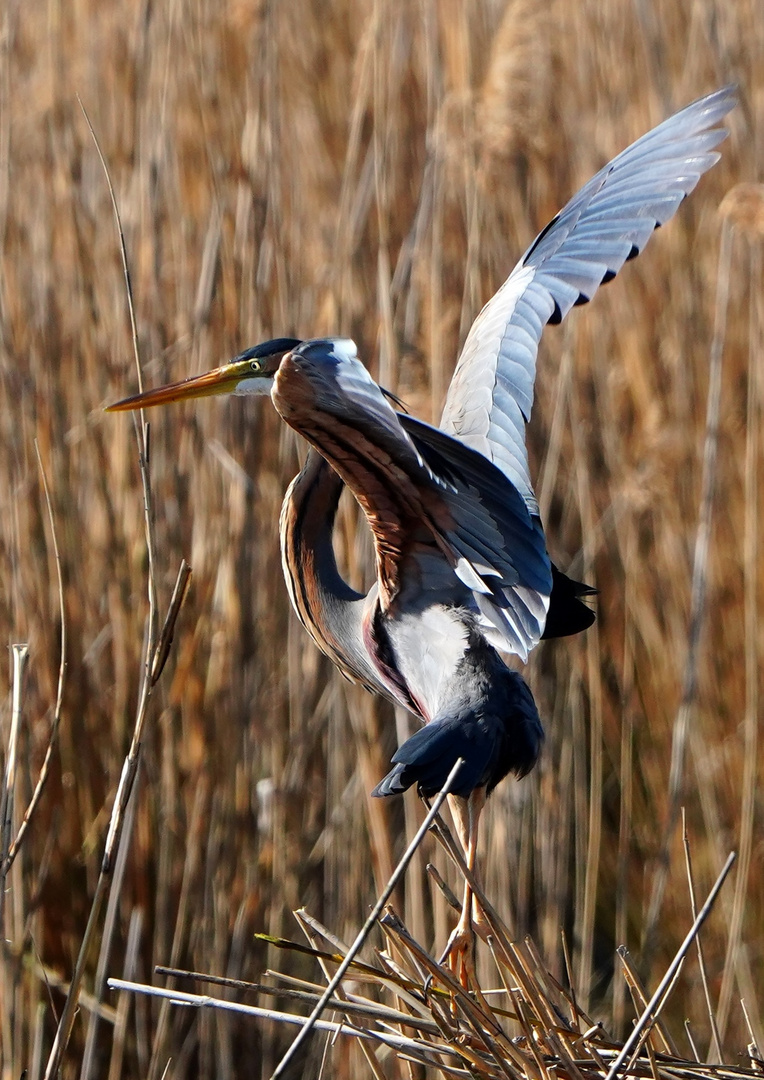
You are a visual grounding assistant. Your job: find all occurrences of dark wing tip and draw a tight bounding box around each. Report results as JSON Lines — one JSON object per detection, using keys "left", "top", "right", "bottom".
{"left": 541, "top": 564, "right": 597, "bottom": 639}
{"left": 379, "top": 385, "right": 409, "bottom": 412}
{"left": 548, "top": 299, "right": 564, "bottom": 325}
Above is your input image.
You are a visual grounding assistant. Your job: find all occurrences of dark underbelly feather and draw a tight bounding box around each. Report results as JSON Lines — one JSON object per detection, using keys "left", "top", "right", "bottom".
{"left": 371, "top": 641, "right": 543, "bottom": 799}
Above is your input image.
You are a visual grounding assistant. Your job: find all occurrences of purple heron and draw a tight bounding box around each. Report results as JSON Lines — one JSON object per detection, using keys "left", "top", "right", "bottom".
{"left": 109, "top": 86, "right": 735, "bottom": 971}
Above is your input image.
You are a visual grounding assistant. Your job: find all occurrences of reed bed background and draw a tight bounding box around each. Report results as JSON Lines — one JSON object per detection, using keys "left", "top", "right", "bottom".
{"left": 0, "top": 0, "right": 762, "bottom": 1076}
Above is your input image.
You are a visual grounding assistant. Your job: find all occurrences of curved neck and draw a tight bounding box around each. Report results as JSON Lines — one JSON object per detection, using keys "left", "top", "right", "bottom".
{"left": 272, "top": 349, "right": 431, "bottom": 607}
{"left": 279, "top": 449, "right": 380, "bottom": 692}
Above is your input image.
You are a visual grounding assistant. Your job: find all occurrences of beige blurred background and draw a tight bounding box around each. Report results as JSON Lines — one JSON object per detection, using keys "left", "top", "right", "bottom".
{"left": 0, "top": 0, "right": 761, "bottom": 1076}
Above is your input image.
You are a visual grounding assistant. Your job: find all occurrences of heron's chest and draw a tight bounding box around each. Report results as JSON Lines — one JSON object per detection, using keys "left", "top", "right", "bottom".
{"left": 384, "top": 606, "right": 470, "bottom": 721}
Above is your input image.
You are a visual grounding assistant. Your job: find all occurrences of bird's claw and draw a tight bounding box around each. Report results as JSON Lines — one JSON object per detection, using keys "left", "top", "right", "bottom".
{"left": 438, "top": 919, "right": 478, "bottom": 990}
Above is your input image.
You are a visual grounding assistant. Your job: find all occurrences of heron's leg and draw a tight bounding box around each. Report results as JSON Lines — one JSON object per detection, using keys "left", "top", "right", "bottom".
{"left": 439, "top": 788, "right": 487, "bottom": 987}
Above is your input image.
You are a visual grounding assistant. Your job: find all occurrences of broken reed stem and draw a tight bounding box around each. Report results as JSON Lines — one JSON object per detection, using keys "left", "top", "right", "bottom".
{"left": 293, "top": 909, "right": 387, "bottom": 1080}
{"left": 151, "top": 561, "right": 192, "bottom": 684}
{"left": 0, "top": 643, "right": 29, "bottom": 932}
{"left": 156, "top": 964, "right": 443, "bottom": 1034}
{"left": 107, "top": 907, "right": 144, "bottom": 1080}
{"left": 685, "top": 1019, "right": 702, "bottom": 1062}
{"left": 108, "top": 979, "right": 460, "bottom": 1064}
{"left": 146, "top": 776, "right": 208, "bottom": 1080}
{"left": 44, "top": 559, "right": 190, "bottom": 1077}
{"left": 270, "top": 757, "right": 465, "bottom": 1080}
{"left": 43, "top": 853, "right": 112, "bottom": 1076}
{"left": 616, "top": 948, "right": 676, "bottom": 1055}
{"left": 3, "top": 444, "right": 67, "bottom": 876}
{"left": 605, "top": 852, "right": 736, "bottom": 1080}
{"left": 80, "top": 769, "right": 143, "bottom": 1080}
{"left": 560, "top": 929, "right": 581, "bottom": 1033}
{"left": 682, "top": 809, "right": 723, "bottom": 1061}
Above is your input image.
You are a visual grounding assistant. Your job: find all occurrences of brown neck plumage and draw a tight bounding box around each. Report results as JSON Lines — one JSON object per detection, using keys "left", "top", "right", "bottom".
{"left": 279, "top": 448, "right": 383, "bottom": 692}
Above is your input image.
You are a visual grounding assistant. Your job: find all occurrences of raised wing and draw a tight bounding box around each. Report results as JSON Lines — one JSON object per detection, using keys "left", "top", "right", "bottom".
{"left": 440, "top": 85, "right": 736, "bottom": 511}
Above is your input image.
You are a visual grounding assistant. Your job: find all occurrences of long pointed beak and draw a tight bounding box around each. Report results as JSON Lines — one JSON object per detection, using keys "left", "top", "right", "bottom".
{"left": 105, "top": 359, "right": 256, "bottom": 412}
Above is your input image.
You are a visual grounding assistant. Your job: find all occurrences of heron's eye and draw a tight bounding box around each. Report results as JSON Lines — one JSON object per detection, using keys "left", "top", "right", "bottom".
{"left": 250, "top": 360, "right": 260, "bottom": 373}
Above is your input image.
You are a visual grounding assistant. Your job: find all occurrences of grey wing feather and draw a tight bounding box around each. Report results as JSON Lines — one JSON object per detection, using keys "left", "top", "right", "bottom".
{"left": 399, "top": 414, "right": 552, "bottom": 660}
{"left": 440, "top": 85, "right": 736, "bottom": 511}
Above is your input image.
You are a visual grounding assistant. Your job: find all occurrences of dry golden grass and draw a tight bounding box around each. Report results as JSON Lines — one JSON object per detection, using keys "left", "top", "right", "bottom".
{"left": 0, "top": 0, "right": 762, "bottom": 1076}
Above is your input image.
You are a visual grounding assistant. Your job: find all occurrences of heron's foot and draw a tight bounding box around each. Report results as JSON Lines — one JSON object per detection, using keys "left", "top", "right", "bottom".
{"left": 438, "top": 916, "right": 477, "bottom": 990}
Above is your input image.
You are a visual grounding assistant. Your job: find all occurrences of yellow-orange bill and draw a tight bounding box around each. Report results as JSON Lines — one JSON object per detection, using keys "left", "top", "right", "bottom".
{"left": 105, "top": 362, "right": 249, "bottom": 412}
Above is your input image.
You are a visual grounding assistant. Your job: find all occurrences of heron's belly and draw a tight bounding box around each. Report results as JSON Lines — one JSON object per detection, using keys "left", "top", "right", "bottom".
{"left": 385, "top": 606, "right": 469, "bottom": 721}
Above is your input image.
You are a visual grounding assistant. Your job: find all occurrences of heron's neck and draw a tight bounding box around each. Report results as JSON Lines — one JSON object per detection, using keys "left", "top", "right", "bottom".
{"left": 279, "top": 449, "right": 385, "bottom": 695}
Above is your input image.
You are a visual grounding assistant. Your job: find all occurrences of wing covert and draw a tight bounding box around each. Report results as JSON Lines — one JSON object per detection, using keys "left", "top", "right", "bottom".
{"left": 398, "top": 415, "right": 552, "bottom": 660}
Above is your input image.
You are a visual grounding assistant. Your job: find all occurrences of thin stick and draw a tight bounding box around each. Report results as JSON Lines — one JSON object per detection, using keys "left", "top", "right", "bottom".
{"left": 294, "top": 909, "right": 387, "bottom": 1080}
{"left": 80, "top": 767, "right": 143, "bottom": 1080}
{"left": 616, "top": 947, "right": 676, "bottom": 1054}
{"left": 270, "top": 758, "right": 464, "bottom": 1079}
{"left": 681, "top": 809, "right": 723, "bottom": 1061}
{"left": 146, "top": 777, "right": 208, "bottom": 1080}
{"left": 560, "top": 929, "right": 581, "bottom": 1033}
{"left": 4, "top": 442, "right": 67, "bottom": 873}
{"left": 0, "top": 643, "right": 29, "bottom": 930}
{"left": 77, "top": 94, "right": 158, "bottom": 629}
{"left": 604, "top": 851, "right": 736, "bottom": 1080}
{"left": 107, "top": 907, "right": 144, "bottom": 1080}
{"left": 425, "top": 863, "right": 460, "bottom": 912}
{"left": 155, "top": 965, "right": 442, "bottom": 1033}
{"left": 685, "top": 1020, "right": 701, "bottom": 1063}
{"left": 107, "top": 979, "right": 459, "bottom": 1062}
{"left": 43, "top": 863, "right": 112, "bottom": 1077}
{"left": 151, "top": 561, "right": 192, "bottom": 685}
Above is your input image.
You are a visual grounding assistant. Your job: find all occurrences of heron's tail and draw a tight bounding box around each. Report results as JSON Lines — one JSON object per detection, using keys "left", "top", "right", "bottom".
{"left": 371, "top": 671, "right": 543, "bottom": 800}
{"left": 371, "top": 718, "right": 495, "bottom": 799}
{"left": 541, "top": 563, "right": 596, "bottom": 639}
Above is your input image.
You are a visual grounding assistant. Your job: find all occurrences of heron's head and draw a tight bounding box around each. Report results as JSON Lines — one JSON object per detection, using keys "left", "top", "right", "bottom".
{"left": 106, "top": 338, "right": 302, "bottom": 412}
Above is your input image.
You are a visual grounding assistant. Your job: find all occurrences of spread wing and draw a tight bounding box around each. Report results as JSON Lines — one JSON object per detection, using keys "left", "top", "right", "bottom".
{"left": 440, "top": 85, "right": 736, "bottom": 512}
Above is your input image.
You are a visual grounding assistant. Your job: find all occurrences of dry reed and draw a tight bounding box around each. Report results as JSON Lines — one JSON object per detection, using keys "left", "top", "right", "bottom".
{"left": 0, "top": 0, "right": 761, "bottom": 1076}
